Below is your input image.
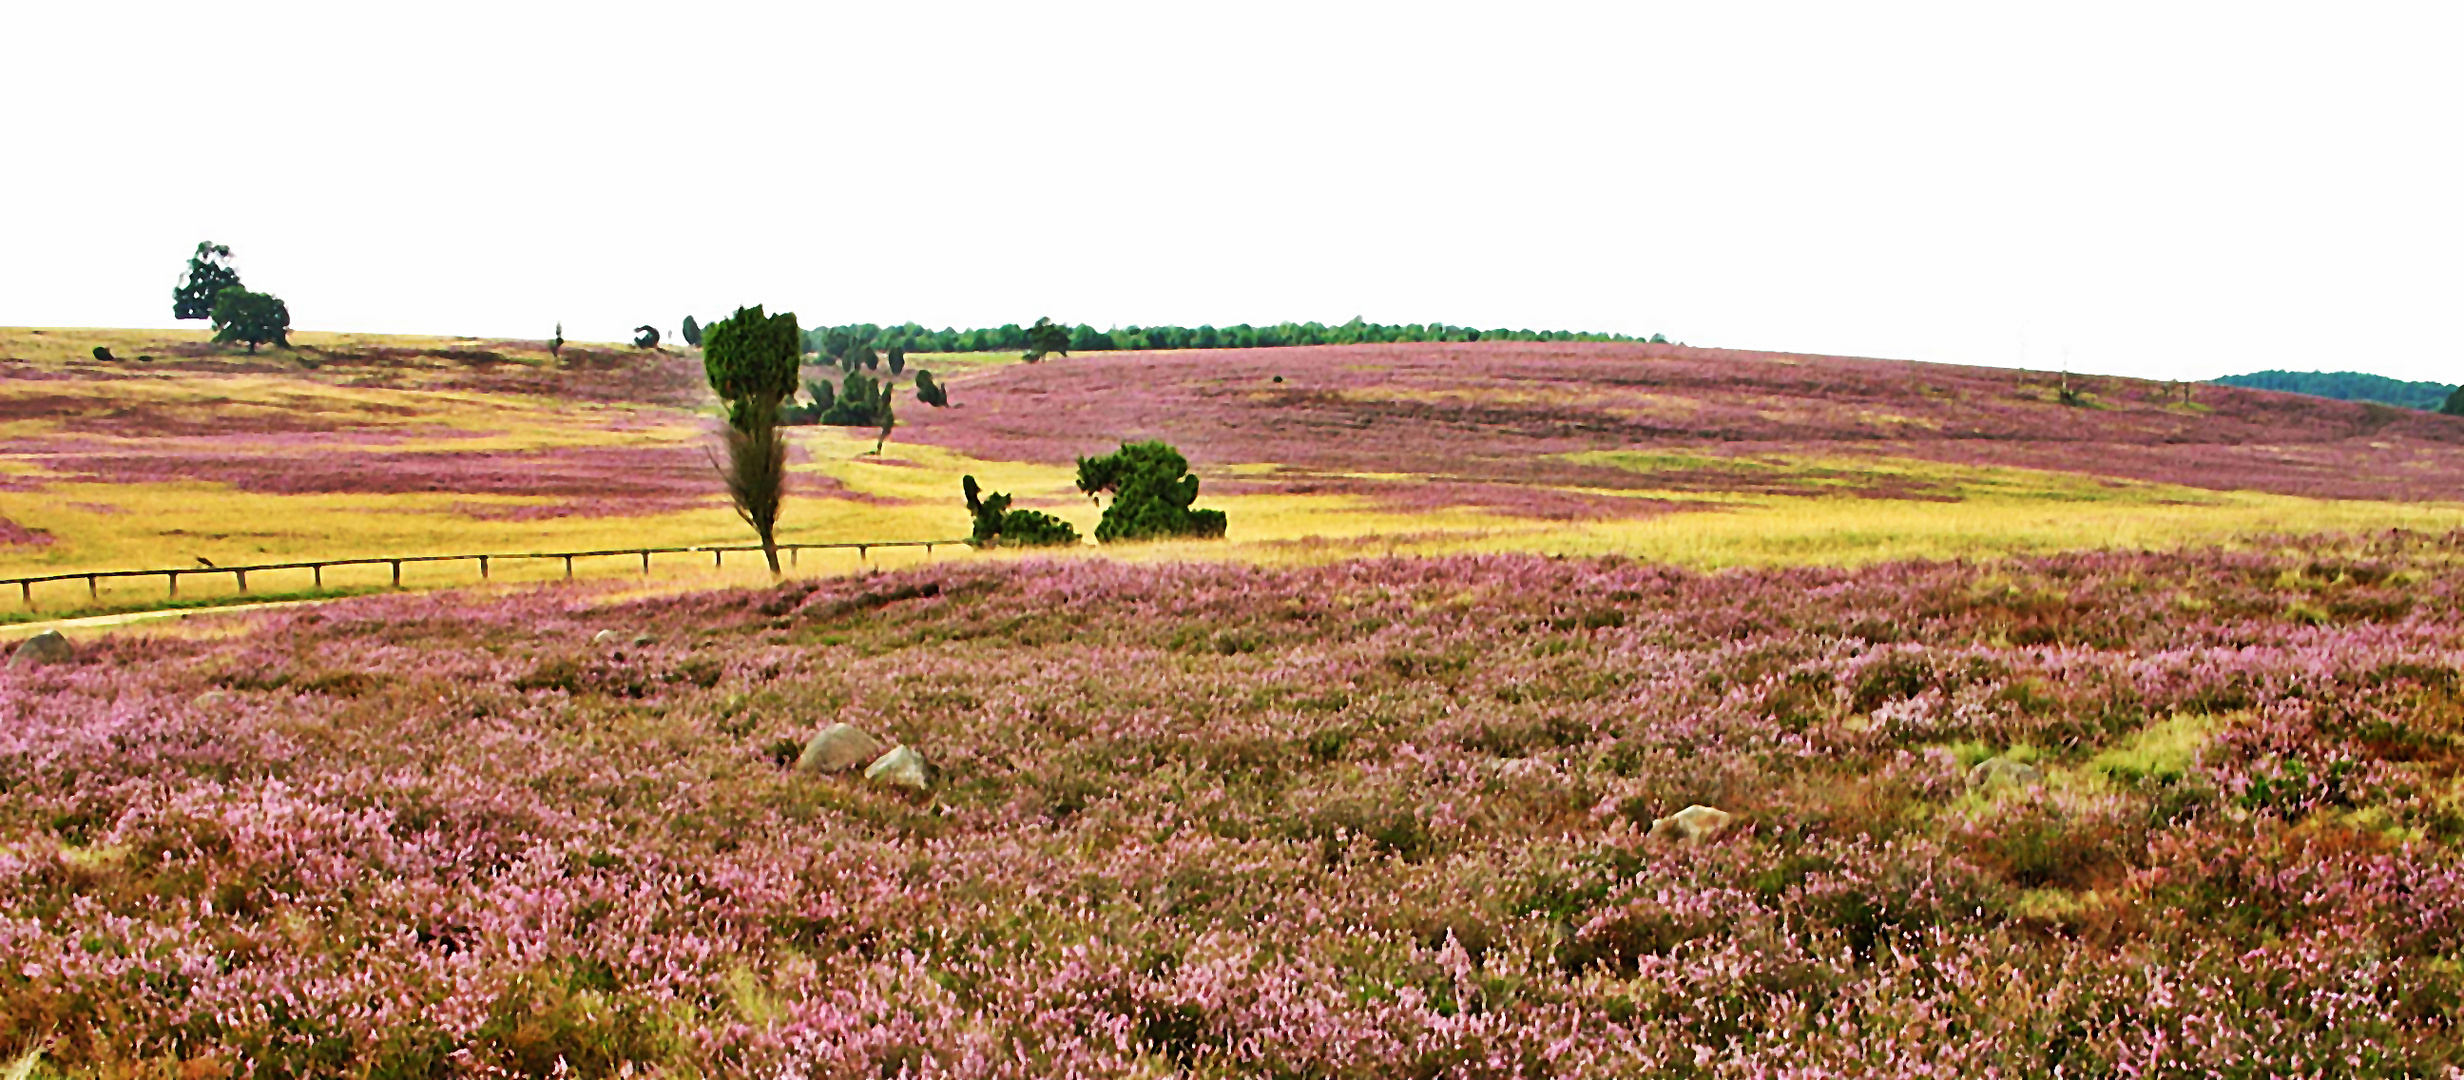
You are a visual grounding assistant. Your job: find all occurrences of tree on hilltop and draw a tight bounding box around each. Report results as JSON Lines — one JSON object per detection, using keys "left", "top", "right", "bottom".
{"left": 174, "top": 242, "right": 243, "bottom": 321}
{"left": 702, "top": 305, "right": 802, "bottom": 573}
{"left": 681, "top": 316, "right": 703, "bottom": 347}
{"left": 210, "top": 287, "right": 289, "bottom": 353}
{"left": 1023, "top": 317, "right": 1070, "bottom": 363}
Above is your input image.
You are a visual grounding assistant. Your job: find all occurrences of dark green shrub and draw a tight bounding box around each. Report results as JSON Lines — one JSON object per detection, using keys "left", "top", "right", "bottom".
{"left": 1074, "top": 441, "right": 1226, "bottom": 543}
{"left": 963, "top": 475, "right": 1078, "bottom": 547}
{"left": 681, "top": 315, "right": 702, "bottom": 346}
{"left": 914, "top": 369, "right": 949, "bottom": 407}
{"left": 819, "top": 371, "right": 892, "bottom": 427}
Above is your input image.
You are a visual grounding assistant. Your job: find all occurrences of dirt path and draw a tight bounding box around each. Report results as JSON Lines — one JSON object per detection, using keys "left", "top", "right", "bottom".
{"left": 0, "top": 597, "right": 340, "bottom": 641}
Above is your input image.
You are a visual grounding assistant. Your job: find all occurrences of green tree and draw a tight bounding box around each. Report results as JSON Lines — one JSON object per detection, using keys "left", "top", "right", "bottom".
{"left": 702, "top": 305, "right": 803, "bottom": 573}
{"left": 173, "top": 242, "right": 242, "bottom": 321}
{"left": 2444, "top": 386, "right": 2464, "bottom": 417}
{"left": 209, "top": 287, "right": 290, "bottom": 353}
{"left": 1074, "top": 441, "right": 1227, "bottom": 543}
{"left": 681, "top": 316, "right": 703, "bottom": 347}
{"left": 887, "top": 346, "right": 906, "bottom": 376}
{"left": 633, "top": 325, "right": 661, "bottom": 349}
{"left": 1024, "top": 317, "right": 1070, "bottom": 363}
{"left": 549, "top": 322, "right": 564, "bottom": 360}
{"left": 914, "top": 369, "right": 949, "bottom": 408}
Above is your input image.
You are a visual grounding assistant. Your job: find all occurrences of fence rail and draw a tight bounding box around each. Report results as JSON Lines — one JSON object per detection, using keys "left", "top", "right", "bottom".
{"left": 4, "top": 539, "right": 969, "bottom": 609}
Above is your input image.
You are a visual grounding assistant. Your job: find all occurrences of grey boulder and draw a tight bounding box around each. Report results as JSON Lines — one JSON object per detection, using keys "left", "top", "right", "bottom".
{"left": 8, "top": 630, "right": 72, "bottom": 669}
{"left": 796, "top": 723, "right": 885, "bottom": 774}
{"left": 1648, "top": 804, "right": 1733, "bottom": 843}
{"left": 864, "top": 745, "right": 935, "bottom": 793}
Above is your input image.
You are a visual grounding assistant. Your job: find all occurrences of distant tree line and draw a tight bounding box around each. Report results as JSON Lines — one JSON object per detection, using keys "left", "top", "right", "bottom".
{"left": 790, "top": 318, "right": 1671, "bottom": 357}
{"left": 2211, "top": 370, "right": 2456, "bottom": 412}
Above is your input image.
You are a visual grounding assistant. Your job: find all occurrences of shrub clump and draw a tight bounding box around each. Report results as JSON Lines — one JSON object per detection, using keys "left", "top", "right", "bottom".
{"left": 1073, "top": 441, "right": 1226, "bottom": 543}
{"left": 964, "top": 476, "right": 1078, "bottom": 547}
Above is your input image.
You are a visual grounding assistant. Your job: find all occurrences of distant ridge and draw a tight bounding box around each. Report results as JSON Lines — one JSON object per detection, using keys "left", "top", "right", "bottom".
{"left": 2210, "top": 369, "right": 2454, "bottom": 411}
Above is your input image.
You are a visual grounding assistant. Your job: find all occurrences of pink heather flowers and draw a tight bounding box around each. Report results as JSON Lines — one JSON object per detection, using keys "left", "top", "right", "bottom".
{"left": 5, "top": 532, "right": 2464, "bottom": 1073}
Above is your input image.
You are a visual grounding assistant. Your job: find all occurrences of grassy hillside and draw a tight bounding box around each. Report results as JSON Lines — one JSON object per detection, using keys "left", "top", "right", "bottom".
{"left": 5, "top": 328, "right": 2463, "bottom": 618}
{"left": 6, "top": 535, "right": 2464, "bottom": 1073}
{"left": 2212, "top": 368, "right": 2455, "bottom": 411}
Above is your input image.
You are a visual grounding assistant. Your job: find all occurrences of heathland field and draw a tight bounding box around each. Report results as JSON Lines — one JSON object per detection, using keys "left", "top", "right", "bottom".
{"left": 5, "top": 327, "right": 2464, "bottom": 619}
{"left": 11, "top": 539, "right": 2464, "bottom": 1074}
{"left": 10, "top": 327, "right": 2464, "bottom": 1075}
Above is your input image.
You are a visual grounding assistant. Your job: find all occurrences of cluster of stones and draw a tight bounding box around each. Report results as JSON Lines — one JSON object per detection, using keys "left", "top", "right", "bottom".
{"left": 796, "top": 722, "right": 934, "bottom": 793}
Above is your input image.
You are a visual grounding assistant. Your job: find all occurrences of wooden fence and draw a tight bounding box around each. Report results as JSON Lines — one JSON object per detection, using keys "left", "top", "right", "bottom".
{"left": 3, "top": 539, "right": 969, "bottom": 610}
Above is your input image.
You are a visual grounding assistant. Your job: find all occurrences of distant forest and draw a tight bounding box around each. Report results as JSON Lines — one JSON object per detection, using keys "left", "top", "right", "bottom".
{"left": 795, "top": 319, "right": 1670, "bottom": 356}
{"left": 2210, "top": 370, "right": 2455, "bottom": 411}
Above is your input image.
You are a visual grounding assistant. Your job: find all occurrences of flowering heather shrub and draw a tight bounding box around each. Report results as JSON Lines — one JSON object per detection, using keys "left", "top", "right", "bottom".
{"left": 12, "top": 533, "right": 2464, "bottom": 1073}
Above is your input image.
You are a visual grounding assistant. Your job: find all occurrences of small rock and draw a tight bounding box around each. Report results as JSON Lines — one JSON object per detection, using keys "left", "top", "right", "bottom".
{"left": 8, "top": 630, "right": 72, "bottom": 669}
{"left": 1967, "top": 757, "right": 2042, "bottom": 792}
{"left": 796, "top": 723, "right": 885, "bottom": 774}
{"left": 864, "top": 745, "right": 935, "bottom": 793}
{"left": 1648, "top": 804, "right": 1733, "bottom": 843}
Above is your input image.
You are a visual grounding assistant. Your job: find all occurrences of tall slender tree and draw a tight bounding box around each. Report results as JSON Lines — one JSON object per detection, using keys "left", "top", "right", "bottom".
{"left": 702, "top": 305, "right": 802, "bottom": 573}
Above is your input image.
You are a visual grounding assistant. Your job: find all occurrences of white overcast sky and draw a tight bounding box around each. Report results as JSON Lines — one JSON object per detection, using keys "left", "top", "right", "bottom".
{"left": 3, "top": 2, "right": 2458, "bottom": 382}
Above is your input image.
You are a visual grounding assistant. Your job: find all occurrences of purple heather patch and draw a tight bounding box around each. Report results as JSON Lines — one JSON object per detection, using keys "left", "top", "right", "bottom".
{"left": 5, "top": 533, "right": 2464, "bottom": 1073}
